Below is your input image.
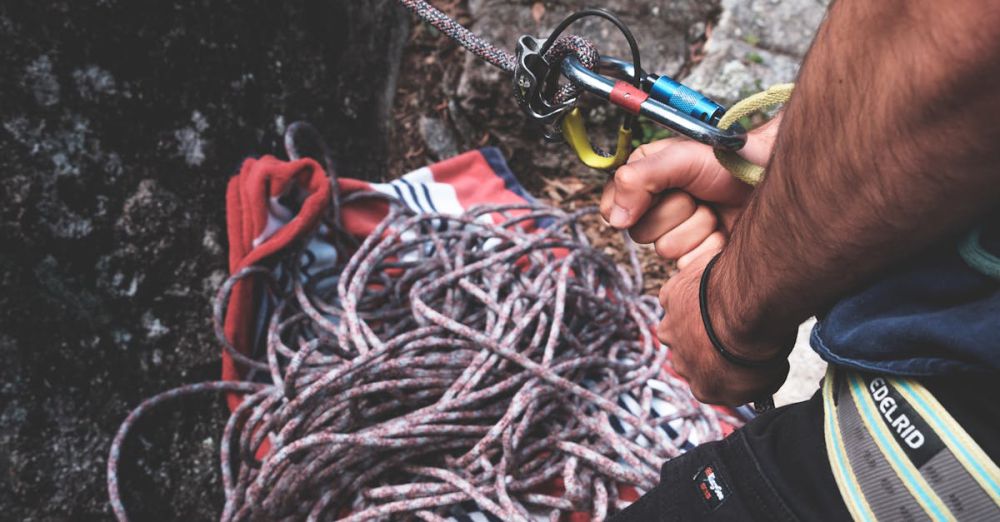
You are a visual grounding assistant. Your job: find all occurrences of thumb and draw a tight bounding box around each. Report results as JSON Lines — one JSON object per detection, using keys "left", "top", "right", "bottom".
{"left": 736, "top": 113, "right": 783, "bottom": 166}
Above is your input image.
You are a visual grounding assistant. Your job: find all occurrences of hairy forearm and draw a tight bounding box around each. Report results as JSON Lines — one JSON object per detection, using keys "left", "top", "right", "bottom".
{"left": 714, "top": 0, "right": 1000, "bottom": 352}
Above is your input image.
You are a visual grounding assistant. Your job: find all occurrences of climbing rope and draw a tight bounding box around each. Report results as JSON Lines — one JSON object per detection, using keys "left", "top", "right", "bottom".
{"left": 108, "top": 170, "right": 733, "bottom": 520}
{"left": 396, "top": 0, "right": 606, "bottom": 105}
{"left": 713, "top": 83, "right": 795, "bottom": 186}
{"left": 104, "top": 3, "right": 799, "bottom": 516}
{"left": 397, "top": 0, "right": 516, "bottom": 71}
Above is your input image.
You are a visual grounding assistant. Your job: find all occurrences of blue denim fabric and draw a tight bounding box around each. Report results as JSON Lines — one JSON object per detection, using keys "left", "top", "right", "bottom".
{"left": 811, "top": 216, "right": 1000, "bottom": 376}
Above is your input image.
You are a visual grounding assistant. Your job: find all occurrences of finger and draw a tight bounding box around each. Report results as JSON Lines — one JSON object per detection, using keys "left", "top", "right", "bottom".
{"left": 676, "top": 232, "right": 726, "bottom": 270}
{"left": 627, "top": 139, "right": 675, "bottom": 163}
{"left": 653, "top": 206, "right": 718, "bottom": 261}
{"left": 599, "top": 182, "right": 615, "bottom": 224}
{"left": 627, "top": 191, "right": 696, "bottom": 244}
{"left": 607, "top": 140, "right": 722, "bottom": 228}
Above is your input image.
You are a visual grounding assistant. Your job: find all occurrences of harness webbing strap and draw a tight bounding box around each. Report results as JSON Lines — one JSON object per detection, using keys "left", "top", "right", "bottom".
{"left": 894, "top": 380, "right": 1000, "bottom": 506}
{"left": 833, "top": 372, "right": 931, "bottom": 520}
{"left": 824, "top": 371, "right": 892, "bottom": 522}
{"left": 824, "top": 367, "right": 1000, "bottom": 521}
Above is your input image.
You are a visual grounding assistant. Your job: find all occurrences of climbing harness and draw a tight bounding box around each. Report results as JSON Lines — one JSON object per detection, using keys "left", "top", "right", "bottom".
{"left": 397, "top": 1, "right": 746, "bottom": 170}
{"left": 823, "top": 367, "right": 1000, "bottom": 521}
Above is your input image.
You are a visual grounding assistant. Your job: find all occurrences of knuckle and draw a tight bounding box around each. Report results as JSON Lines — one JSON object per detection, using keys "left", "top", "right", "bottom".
{"left": 696, "top": 205, "right": 718, "bottom": 227}
{"left": 691, "top": 385, "right": 712, "bottom": 404}
{"left": 654, "top": 237, "right": 679, "bottom": 260}
{"left": 614, "top": 165, "right": 640, "bottom": 190}
{"left": 670, "top": 352, "right": 689, "bottom": 377}
{"left": 656, "top": 320, "right": 670, "bottom": 345}
{"left": 664, "top": 190, "right": 696, "bottom": 214}
{"left": 630, "top": 144, "right": 653, "bottom": 161}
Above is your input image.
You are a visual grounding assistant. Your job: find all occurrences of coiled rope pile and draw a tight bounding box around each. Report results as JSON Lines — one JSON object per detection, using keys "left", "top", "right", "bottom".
{"left": 108, "top": 178, "right": 734, "bottom": 520}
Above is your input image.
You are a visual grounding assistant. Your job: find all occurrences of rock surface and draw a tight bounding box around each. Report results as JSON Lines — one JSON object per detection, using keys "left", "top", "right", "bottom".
{"left": 684, "top": 0, "right": 830, "bottom": 104}
{"left": 459, "top": 0, "right": 720, "bottom": 96}
{"left": 419, "top": 115, "right": 460, "bottom": 160}
{"left": 0, "top": 1, "right": 408, "bottom": 519}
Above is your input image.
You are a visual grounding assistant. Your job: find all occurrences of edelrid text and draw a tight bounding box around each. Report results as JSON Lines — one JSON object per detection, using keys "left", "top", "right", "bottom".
{"left": 869, "top": 378, "right": 924, "bottom": 449}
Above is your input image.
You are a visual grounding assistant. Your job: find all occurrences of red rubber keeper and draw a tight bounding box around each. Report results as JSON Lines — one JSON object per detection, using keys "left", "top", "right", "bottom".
{"left": 609, "top": 81, "right": 648, "bottom": 114}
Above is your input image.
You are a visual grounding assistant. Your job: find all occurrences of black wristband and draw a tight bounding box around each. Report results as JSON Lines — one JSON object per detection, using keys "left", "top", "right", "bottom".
{"left": 698, "top": 253, "right": 788, "bottom": 370}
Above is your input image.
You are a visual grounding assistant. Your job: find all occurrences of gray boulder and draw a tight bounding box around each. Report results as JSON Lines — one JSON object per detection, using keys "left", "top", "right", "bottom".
{"left": 685, "top": 0, "right": 830, "bottom": 105}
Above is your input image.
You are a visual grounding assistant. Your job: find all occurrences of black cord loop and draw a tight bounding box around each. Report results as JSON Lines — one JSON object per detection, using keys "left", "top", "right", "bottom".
{"left": 699, "top": 253, "right": 789, "bottom": 370}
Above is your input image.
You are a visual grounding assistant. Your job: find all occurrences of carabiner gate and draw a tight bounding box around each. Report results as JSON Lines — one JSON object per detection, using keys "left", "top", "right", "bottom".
{"left": 560, "top": 108, "right": 632, "bottom": 170}
{"left": 561, "top": 56, "right": 747, "bottom": 151}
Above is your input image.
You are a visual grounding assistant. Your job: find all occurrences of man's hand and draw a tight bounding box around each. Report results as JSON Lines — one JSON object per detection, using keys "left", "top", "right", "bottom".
{"left": 599, "top": 116, "right": 780, "bottom": 268}
{"left": 599, "top": 119, "right": 788, "bottom": 405}
{"left": 656, "top": 251, "right": 792, "bottom": 406}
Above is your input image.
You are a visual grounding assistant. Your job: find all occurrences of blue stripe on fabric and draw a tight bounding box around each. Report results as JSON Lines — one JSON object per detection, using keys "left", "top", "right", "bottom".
{"left": 398, "top": 178, "right": 427, "bottom": 212}
{"left": 388, "top": 183, "right": 411, "bottom": 209}
{"left": 896, "top": 379, "right": 1000, "bottom": 498}
{"left": 417, "top": 182, "right": 440, "bottom": 213}
{"left": 825, "top": 379, "right": 873, "bottom": 522}
{"left": 479, "top": 147, "right": 534, "bottom": 203}
{"left": 849, "top": 375, "right": 946, "bottom": 520}
{"left": 415, "top": 181, "right": 448, "bottom": 233}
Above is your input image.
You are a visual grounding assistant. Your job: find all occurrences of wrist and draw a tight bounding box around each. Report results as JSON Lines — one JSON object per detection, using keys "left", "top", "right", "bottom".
{"left": 706, "top": 251, "right": 796, "bottom": 361}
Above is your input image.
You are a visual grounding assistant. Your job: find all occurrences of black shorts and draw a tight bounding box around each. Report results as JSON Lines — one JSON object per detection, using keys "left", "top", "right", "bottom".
{"left": 612, "top": 372, "right": 1000, "bottom": 521}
